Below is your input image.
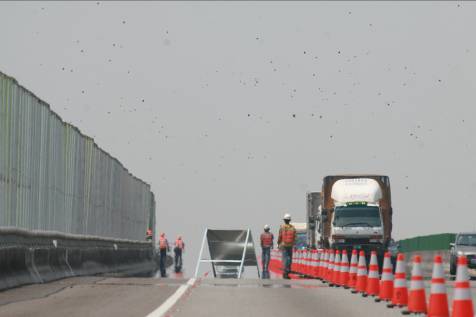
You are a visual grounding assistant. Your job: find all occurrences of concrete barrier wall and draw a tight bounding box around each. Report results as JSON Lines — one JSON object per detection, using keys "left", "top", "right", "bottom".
{"left": 0, "top": 228, "right": 158, "bottom": 291}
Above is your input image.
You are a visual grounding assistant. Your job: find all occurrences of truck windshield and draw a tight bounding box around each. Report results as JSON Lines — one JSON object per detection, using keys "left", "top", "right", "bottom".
{"left": 333, "top": 206, "right": 381, "bottom": 227}
{"left": 457, "top": 234, "right": 476, "bottom": 246}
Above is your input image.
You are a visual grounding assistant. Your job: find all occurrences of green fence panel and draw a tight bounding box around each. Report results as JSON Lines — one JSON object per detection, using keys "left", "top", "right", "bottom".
{"left": 399, "top": 233, "right": 456, "bottom": 253}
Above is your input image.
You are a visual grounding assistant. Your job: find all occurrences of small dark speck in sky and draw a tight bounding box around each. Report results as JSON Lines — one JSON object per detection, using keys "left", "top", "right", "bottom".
{"left": 292, "top": 114, "right": 296, "bottom": 118}
{"left": 320, "top": 115, "right": 323, "bottom": 119}
{"left": 337, "top": 51, "right": 341, "bottom": 54}
{"left": 122, "top": 20, "right": 126, "bottom": 24}
{"left": 142, "top": 99, "right": 145, "bottom": 103}
{"left": 247, "top": 114, "right": 251, "bottom": 117}
{"left": 405, "top": 186, "right": 409, "bottom": 190}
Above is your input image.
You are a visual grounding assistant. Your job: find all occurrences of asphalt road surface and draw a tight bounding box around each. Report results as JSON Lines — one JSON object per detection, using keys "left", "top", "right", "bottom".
{"left": 0, "top": 276, "right": 475, "bottom": 317}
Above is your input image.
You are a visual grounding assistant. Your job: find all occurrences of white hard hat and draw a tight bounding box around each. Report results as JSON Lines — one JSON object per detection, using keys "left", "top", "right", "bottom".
{"left": 283, "top": 213, "right": 291, "bottom": 220}
{"left": 264, "top": 224, "right": 270, "bottom": 230}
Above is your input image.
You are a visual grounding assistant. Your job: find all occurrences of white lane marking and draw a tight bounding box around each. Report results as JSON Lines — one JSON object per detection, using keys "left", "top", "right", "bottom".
{"left": 146, "top": 278, "right": 196, "bottom": 317}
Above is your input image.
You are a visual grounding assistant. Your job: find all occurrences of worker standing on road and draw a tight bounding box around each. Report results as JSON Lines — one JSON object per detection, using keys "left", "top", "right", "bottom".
{"left": 158, "top": 233, "right": 170, "bottom": 277}
{"left": 174, "top": 236, "right": 185, "bottom": 273}
{"left": 260, "top": 225, "right": 274, "bottom": 279}
{"left": 146, "top": 228, "right": 153, "bottom": 241}
{"left": 278, "top": 213, "right": 296, "bottom": 279}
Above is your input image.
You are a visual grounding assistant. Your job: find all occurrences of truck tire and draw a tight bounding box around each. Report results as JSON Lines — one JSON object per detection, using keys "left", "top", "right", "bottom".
{"left": 450, "top": 261, "right": 456, "bottom": 276}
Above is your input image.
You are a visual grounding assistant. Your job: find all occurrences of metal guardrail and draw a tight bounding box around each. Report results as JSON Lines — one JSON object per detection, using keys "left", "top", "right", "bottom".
{"left": 0, "top": 227, "right": 153, "bottom": 249}
{"left": 0, "top": 71, "right": 155, "bottom": 241}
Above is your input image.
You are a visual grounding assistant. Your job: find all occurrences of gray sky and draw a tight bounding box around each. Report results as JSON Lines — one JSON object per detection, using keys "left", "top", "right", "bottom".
{"left": 1, "top": 1, "right": 476, "bottom": 275}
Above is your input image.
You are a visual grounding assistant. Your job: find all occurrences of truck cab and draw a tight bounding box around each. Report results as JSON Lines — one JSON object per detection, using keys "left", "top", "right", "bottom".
{"left": 331, "top": 202, "right": 385, "bottom": 251}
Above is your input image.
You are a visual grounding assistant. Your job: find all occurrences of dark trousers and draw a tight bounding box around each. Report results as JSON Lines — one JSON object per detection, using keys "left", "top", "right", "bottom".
{"left": 174, "top": 248, "right": 183, "bottom": 272}
{"left": 282, "top": 247, "right": 293, "bottom": 278}
{"left": 261, "top": 247, "right": 271, "bottom": 278}
{"left": 159, "top": 248, "right": 167, "bottom": 277}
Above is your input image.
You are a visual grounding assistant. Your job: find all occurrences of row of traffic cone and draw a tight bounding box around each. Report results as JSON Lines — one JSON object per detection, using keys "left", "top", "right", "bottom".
{"left": 316, "top": 249, "right": 474, "bottom": 317}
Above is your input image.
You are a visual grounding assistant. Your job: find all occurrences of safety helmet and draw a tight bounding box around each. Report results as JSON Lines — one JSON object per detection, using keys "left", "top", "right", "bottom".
{"left": 283, "top": 213, "right": 291, "bottom": 220}
{"left": 264, "top": 224, "right": 270, "bottom": 231}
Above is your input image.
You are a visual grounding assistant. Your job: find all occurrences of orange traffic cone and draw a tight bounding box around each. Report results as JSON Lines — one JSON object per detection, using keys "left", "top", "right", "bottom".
{"left": 451, "top": 256, "right": 474, "bottom": 317}
{"left": 320, "top": 249, "right": 328, "bottom": 281}
{"left": 365, "top": 251, "right": 380, "bottom": 297}
{"left": 355, "top": 250, "right": 368, "bottom": 294}
{"left": 377, "top": 252, "right": 394, "bottom": 302}
{"left": 339, "top": 250, "right": 350, "bottom": 287}
{"left": 297, "top": 250, "right": 303, "bottom": 274}
{"left": 327, "top": 250, "right": 335, "bottom": 283}
{"left": 311, "top": 249, "right": 318, "bottom": 278}
{"left": 304, "top": 250, "right": 310, "bottom": 275}
{"left": 316, "top": 249, "right": 323, "bottom": 278}
{"left": 428, "top": 255, "right": 449, "bottom": 317}
{"left": 307, "top": 250, "right": 313, "bottom": 277}
{"left": 316, "top": 249, "right": 323, "bottom": 279}
{"left": 348, "top": 249, "right": 358, "bottom": 289}
{"left": 332, "top": 250, "right": 341, "bottom": 286}
{"left": 388, "top": 253, "right": 408, "bottom": 308}
{"left": 298, "top": 250, "right": 304, "bottom": 274}
{"left": 323, "top": 249, "right": 331, "bottom": 282}
{"left": 291, "top": 250, "right": 297, "bottom": 273}
{"left": 403, "top": 255, "right": 427, "bottom": 314}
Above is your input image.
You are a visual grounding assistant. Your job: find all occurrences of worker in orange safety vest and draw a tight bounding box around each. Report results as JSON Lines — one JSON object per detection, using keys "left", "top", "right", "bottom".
{"left": 146, "top": 228, "right": 153, "bottom": 241}
{"left": 278, "top": 213, "right": 296, "bottom": 279}
{"left": 158, "top": 233, "right": 169, "bottom": 277}
{"left": 174, "top": 236, "right": 185, "bottom": 273}
{"left": 260, "top": 225, "right": 274, "bottom": 279}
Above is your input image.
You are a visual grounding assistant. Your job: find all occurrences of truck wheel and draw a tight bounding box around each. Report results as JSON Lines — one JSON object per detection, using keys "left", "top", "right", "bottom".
{"left": 450, "top": 261, "right": 456, "bottom": 276}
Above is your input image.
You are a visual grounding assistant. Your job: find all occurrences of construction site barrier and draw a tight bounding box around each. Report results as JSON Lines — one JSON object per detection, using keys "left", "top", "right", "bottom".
{"left": 0, "top": 228, "right": 157, "bottom": 291}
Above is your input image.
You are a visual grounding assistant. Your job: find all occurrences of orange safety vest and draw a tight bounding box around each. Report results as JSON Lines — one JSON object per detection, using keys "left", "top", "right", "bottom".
{"left": 159, "top": 237, "right": 168, "bottom": 249}
{"left": 175, "top": 239, "right": 184, "bottom": 250}
{"left": 260, "top": 232, "right": 273, "bottom": 248}
{"left": 280, "top": 225, "right": 296, "bottom": 246}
